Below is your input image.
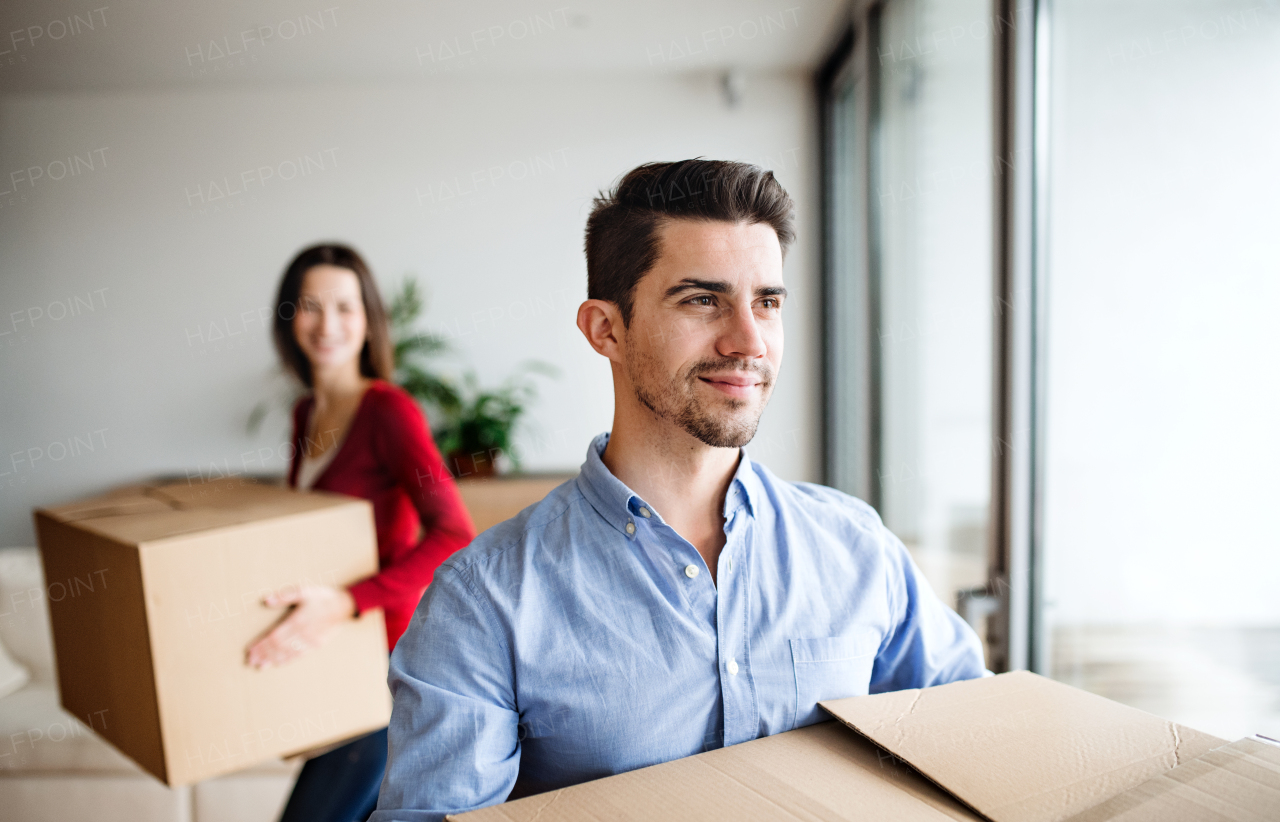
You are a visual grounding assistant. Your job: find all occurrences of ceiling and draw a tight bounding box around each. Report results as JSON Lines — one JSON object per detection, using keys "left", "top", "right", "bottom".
{"left": 0, "top": 0, "right": 849, "bottom": 93}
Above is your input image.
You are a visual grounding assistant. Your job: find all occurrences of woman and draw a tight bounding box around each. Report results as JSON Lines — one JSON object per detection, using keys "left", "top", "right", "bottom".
{"left": 245, "top": 243, "right": 476, "bottom": 822}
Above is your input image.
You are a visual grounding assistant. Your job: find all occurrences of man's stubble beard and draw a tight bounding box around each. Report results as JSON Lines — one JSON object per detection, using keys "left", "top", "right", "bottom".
{"left": 627, "top": 341, "right": 775, "bottom": 449}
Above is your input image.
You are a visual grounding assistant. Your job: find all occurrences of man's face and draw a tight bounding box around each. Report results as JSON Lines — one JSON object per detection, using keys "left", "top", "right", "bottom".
{"left": 621, "top": 219, "right": 785, "bottom": 448}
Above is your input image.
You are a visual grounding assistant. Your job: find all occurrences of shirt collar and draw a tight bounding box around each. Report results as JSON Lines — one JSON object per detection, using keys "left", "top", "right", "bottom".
{"left": 725, "top": 446, "right": 760, "bottom": 520}
{"left": 576, "top": 431, "right": 759, "bottom": 539}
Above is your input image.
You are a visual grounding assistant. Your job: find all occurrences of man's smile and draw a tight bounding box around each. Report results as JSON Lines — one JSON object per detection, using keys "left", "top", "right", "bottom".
{"left": 697, "top": 373, "right": 763, "bottom": 399}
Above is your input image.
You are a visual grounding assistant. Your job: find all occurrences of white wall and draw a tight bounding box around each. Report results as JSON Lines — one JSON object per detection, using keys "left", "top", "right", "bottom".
{"left": 0, "top": 73, "right": 820, "bottom": 547}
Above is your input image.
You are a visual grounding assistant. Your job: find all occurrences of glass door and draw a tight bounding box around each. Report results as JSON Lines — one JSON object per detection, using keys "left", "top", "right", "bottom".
{"left": 874, "top": 0, "right": 996, "bottom": 631}
{"left": 823, "top": 0, "right": 999, "bottom": 666}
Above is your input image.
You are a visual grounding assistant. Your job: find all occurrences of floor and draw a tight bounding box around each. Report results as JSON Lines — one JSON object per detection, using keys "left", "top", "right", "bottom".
{"left": 906, "top": 540, "right": 1280, "bottom": 745}
{"left": 1050, "top": 624, "right": 1280, "bottom": 742}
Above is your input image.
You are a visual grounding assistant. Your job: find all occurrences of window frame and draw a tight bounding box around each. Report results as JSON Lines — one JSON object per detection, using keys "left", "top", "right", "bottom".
{"left": 816, "top": 0, "right": 1050, "bottom": 674}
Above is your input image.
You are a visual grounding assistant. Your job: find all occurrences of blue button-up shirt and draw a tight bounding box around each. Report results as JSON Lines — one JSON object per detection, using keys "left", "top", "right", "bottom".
{"left": 371, "top": 432, "right": 987, "bottom": 821}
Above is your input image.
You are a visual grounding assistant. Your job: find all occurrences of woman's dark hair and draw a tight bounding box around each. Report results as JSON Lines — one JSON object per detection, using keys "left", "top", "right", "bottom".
{"left": 584, "top": 159, "right": 795, "bottom": 327}
{"left": 272, "top": 243, "right": 394, "bottom": 387}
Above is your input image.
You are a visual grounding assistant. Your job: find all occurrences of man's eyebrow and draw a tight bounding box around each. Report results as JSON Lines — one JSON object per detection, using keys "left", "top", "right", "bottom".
{"left": 663, "top": 278, "right": 730, "bottom": 299}
{"left": 662, "top": 280, "right": 789, "bottom": 301}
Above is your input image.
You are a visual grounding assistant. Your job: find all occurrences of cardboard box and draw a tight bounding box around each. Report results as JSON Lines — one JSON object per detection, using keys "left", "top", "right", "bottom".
{"left": 34, "top": 477, "right": 392, "bottom": 786}
{"left": 456, "top": 474, "right": 575, "bottom": 533}
{"left": 1064, "top": 736, "right": 1280, "bottom": 822}
{"left": 453, "top": 671, "right": 1280, "bottom": 821}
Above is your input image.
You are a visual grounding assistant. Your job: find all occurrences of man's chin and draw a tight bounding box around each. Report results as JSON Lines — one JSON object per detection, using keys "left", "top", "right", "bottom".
{"left": 679, "top": 410, "right": 764, "bottom": 449}
{"left": 691, "top": 430, "right": 758, "bottom": 449}
{"left": 632, "top": 377, "right": 771, "bottom": 448}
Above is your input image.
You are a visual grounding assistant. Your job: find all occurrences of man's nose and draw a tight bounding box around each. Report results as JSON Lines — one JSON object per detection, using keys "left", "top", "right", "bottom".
{"left": 716, "top": 303, "right": 768, "bottom": 360}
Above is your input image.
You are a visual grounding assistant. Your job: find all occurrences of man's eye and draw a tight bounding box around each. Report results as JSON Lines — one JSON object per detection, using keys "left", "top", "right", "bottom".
{"left": 761, "top": 298, "right": 781, "bottom": 309}
{"left": 687, "top": 295, "right": 715, "bottom": 306}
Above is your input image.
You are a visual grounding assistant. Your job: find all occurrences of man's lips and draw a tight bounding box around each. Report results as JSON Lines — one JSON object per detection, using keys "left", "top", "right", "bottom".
{"left": 700, "top": 374, "right": 759, "bottom": 386}
{"left": 698, "top": 374, "right": 764, "bottom": 398}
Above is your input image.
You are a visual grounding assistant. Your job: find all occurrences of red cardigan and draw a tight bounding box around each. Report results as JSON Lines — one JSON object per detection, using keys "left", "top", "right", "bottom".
{"left": 288, "top": 380, "right": 476, "bottom": 650}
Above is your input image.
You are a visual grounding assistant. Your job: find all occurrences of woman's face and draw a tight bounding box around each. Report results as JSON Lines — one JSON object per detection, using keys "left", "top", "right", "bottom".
{"left": 292, "top": 265, "right": 368, "bottom": 375}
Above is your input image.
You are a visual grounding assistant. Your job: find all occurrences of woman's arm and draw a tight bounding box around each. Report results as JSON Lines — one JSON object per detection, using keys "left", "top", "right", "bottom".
{"left": 348, "top": 388, "right": 477, "bottom": 615}
{"left": 245, "top": 389, "right": 471, "bottom": 669}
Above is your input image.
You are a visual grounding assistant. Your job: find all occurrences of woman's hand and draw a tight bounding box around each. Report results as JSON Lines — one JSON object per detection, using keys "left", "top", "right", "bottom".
{"left": 245, "top": 585, "right": 356, "bottom": 669}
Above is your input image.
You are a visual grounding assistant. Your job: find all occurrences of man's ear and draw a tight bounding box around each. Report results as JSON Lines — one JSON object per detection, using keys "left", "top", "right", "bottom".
{"left": 576, "top": 299, "right": 625, "bottom": 363}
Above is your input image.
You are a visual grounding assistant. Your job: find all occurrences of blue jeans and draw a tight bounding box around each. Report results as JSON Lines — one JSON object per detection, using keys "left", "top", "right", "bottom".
{"left": 278, "top": 727, "right": 388, "bottom": 822}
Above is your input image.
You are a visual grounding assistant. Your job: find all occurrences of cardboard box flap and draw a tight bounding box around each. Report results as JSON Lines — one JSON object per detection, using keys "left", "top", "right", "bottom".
{"left": 820, "top": 671, "right": 1225, "bottom": 822}
{"left": 41, "top": 485, "right": 175, "bottom": 522}
{"left": 39, "top": 478, "right": 364, "bottom": 545}
{"left": 147, "top": 478, "right": 293, "bottom": 509}
{"left": 1062, "top": 736, "right": 1280, "bottom": 822}
{"left": 452, "top": 721, "right": 985, "bottom": 821}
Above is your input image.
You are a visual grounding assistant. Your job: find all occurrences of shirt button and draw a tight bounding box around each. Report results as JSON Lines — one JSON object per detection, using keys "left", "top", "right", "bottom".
{"left": 684, "top": 564, "right": 700, "bottom": 579}
{"left": 727, "top": 659, "right": 739, "bottom": 676}
{"left": 625, "top": 521, "right": 636, "bottom": 535}
{"left": 725, "top": 558, "right": 734, "bottom": 573}
{"left": 638, "top": 507, "right": 651, "bottom": 518}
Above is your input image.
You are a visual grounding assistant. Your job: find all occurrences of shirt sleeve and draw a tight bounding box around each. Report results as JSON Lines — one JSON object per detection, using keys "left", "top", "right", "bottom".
{"left": 869, "top": 530, "right": 990, "bottom": 693}
{"left": 369, "top": 565, "right": 521, "bottom": 822}
{"left": 348, "top": 389, "right": 477, "bottom": 615}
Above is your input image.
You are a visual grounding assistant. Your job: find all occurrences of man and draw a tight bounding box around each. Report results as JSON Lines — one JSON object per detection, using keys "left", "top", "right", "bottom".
{"left": 370, "top": 160, "right": 987, "bottom": 821}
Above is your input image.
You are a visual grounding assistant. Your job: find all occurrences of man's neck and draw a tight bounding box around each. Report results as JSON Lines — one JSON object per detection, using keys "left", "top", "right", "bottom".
{"left": 602, "top": 407, "right": 739, "bottom": 584}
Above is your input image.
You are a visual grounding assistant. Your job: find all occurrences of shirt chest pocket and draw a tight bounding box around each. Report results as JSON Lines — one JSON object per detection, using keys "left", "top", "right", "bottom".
{"left": 790, "top": 631, "right": 881, "bottom": 730}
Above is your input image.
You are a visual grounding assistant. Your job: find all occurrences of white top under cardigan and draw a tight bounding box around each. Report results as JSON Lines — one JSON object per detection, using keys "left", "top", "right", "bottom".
{"left": 296, "top": 444, "right": 340, "bottom": 490}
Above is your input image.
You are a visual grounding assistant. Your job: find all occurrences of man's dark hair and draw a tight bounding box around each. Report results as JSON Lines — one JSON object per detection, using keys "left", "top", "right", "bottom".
{"left": 585, "top": 159, "right": 795, "bottom": 326}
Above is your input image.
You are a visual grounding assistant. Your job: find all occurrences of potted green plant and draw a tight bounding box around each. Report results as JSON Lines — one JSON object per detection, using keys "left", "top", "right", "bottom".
{"left": 429, "top": 363, "right": 559, "bottom": 477}
{"left": 388, "top": 279, "right": 557, "bottom": 478}
{"left": 388, "top": 278, "right": 457, "bottom": 411}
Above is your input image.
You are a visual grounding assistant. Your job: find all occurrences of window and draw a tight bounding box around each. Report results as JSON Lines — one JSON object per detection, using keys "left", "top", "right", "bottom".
{"left": 1041, "top": 0, "right": 1280, "bottom": 741}
{"left": 823, "top": 0, "right": 997, "bottom": 663}
{"left": 875, "top": 0, "right": 995, "bottom": 619}
{"left": 823, "top": 0, "right": 1280, "bottom": 740}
